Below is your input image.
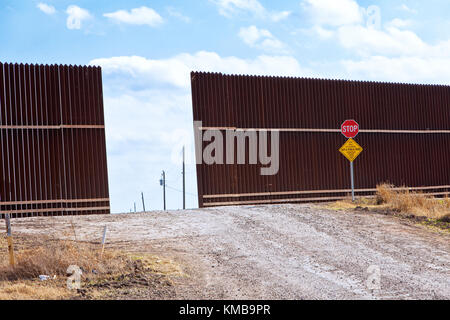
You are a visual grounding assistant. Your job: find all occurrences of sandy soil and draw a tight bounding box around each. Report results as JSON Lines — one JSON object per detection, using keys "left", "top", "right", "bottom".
{"left": 2, "top": 204, "right": 449, "bottom": 300}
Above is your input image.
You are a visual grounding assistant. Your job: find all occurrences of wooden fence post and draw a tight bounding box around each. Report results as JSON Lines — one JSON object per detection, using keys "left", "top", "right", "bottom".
{"left": 100, "top": 226, "right": 107, "bottom": 258}
{"left": 5, "top": 214, "right": 15, "bottom": 267}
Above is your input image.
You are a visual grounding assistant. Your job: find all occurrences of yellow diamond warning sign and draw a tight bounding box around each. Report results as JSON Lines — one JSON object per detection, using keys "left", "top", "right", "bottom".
{"left": 339, "top": 138, "right": 363, "bottom": 162}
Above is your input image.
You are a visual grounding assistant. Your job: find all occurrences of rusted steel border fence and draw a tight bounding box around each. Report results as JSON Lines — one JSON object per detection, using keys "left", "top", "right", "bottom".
{"left": 191, "top": 72, "right": 450, "bottom": 207}
{"left": 0, "top": 62, "right": 110, "bottom": 218}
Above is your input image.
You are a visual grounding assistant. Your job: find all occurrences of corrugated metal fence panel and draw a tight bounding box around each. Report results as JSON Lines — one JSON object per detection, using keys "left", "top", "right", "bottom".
{"left": 191, "top": 72, "right": 450, "bottom": 207}
{"left": 0, "top": 62, "right": 110, "bottom": 218}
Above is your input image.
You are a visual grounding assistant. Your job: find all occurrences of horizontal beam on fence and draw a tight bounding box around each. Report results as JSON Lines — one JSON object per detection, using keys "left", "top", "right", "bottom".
{"left": 203, "top": 192, "right": 450, "bottom": 207}
{"left": 1, "top": 206, "right": 110, "bottom": 215}
{"left": 0, "top": 198, "right": 109, "bottom": 205}
{"left": 198, "top": 127, "right": 450, "bottom": 134}
{"left": 0, "top": 125, "right": 105, "bottom": 129}
{"left": 203, "top": 186, "right": 450, "bottom": 199}
{"left": 204, "top": 196, "right": 361, "bottom": 206}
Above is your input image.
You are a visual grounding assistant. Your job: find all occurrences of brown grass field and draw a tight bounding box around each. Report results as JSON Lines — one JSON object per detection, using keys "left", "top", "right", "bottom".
{"left": 0, "top": 233, "right": 180, "bottom": 300}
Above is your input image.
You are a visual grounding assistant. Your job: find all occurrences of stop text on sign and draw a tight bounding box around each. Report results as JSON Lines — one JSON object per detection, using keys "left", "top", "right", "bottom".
{"left": 341, "top": 120, "right": 359, "bottom": 138}
{"left": 342, "top": 125, "right": 358, "bottom": 134}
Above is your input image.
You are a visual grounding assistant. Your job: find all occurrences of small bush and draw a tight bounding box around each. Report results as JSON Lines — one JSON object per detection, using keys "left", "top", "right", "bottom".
{"left": 376, "top": 184, "right": 450, "bottom": 220}
{"left": 376, "top": 183, "right": 395, "bottom": 204}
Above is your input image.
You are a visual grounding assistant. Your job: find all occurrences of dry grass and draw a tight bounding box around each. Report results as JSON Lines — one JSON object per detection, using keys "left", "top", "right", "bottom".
{"left": 324, "top": 196, "right": 379, "bottom": 211}
{"left": 376, "top": 184, "right": 450, "bottom": 221}
{"left": 0, "top": 281, "right": 71, "bottom": 300}
{"left": 0, "top": 236, "right": 131, "bottom": 282}
{"left": 129, "top": 253, "right": 185, "bottom": 277}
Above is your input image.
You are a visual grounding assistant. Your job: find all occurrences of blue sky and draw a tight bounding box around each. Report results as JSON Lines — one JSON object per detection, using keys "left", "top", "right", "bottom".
{"left": 1, "top": 0, "right": 450, "bottom": 213}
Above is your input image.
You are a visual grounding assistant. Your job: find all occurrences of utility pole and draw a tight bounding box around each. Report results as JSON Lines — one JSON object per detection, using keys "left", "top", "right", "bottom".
{"left": 160, "top": 171, "right": 166, "bottom": 211}
{"left": 134, "top": 202, "right": 136, "bottom": 213}
{"left": 141, "top": 192, "right": 146, "bottom": 212}
{"left": 182, "top": 146, "right": 186, "bottom": 210}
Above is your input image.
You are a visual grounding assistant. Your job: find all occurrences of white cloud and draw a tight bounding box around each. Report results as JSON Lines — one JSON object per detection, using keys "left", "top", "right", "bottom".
{"left": 37, "top": 3, "right": 55, "bottom": 15}
{"left": 298, "top": 0, "right": 450, "bottom": 85}
{"left": 302, "top": 25, "right": 335, "bottom": 39}
{"left": 66, "top": 5, "right": 91, "bottom": 30}
{"left": 167, "top": 7, "right": 191, "bottom": 23}
{"left": 269, "top": 10, "right": 291, "bottom": 22}
{"left": 104, "top": 6, "right": 164, "bottom": 27}
{"left": 90, "top": 51, "right": 309, "bottom": 89}
{"left": 301, "top": 0, "right": 449, "bottom": 59}
{"left": 212, "top": 0, "right": 291, "bottom": 22}
{"left": 337, "top": 25, "right": 429, "bottom": 57}
{"left": 238, "top": 26, "right": 285, "bottom": 52}
{"left": 313, "top": 26, "right": 334, "bottom": 39}
{"left": 334, "top": 16, "right": 450, "bottom": 60}
{"left": 301, "top": 0, "right": 364, "bottom": 27}
{"left": 399, "top": 4, "right": 417, "bottom": 14}
{"left": 385, "top": 18, "right": 413, "bottom": 29}
{"left": 342, "top": 56, "right": 450, "bottom": 84}
{"left": 214, "top": 0, "right": 264, "bottom": 17}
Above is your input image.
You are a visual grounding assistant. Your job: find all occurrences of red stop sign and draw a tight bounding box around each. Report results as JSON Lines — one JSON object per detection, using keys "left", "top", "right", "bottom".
{"left": 341, "top": 120, "right": 359, "bottom": 138}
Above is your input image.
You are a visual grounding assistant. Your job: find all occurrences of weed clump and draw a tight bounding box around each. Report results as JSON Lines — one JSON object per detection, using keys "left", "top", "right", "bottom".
{"left": 376, "top": 184, "right": 450, "bottom": 221}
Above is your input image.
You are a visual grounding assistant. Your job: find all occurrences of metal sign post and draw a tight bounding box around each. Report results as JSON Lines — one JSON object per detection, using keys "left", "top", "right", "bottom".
{"left": 350, "top": 162, "right": 355, "bottom": 202}
{"left": 340, "top": 122, "right": 363, "bottom": 202}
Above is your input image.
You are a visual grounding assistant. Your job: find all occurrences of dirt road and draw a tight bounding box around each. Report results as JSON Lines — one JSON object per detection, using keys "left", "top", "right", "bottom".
{"left": 4, "top": 204, "right": 449, "bottom": 299}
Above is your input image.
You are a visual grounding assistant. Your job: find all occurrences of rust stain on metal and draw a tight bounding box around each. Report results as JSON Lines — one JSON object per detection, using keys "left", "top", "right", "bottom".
{"left": 0, "top": 62, "right": 110, "bottom": 218}
{"left": 191, "top": 72, "right": 450, "bottom": 208}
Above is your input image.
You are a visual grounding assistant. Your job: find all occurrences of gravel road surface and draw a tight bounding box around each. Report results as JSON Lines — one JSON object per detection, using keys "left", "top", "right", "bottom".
{"left": 3, "top": 204, "right": 449, "bottom": 299}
